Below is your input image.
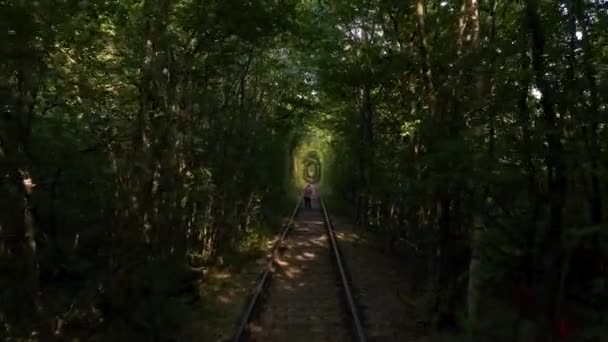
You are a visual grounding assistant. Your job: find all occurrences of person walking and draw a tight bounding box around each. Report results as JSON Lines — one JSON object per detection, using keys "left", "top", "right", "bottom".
{"left": 303, "top": 184, "right": 313, "bottom": 209}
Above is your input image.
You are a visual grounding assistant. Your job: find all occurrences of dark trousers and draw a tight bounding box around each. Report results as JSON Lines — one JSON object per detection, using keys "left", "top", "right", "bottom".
{"left": 303, "top": 197, "right": 311, "bottom": 208}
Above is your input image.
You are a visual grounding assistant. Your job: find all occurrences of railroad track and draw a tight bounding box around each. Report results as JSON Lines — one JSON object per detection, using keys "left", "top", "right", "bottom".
{"left": 231, "top": 197, "right": 365, "bottom": 342}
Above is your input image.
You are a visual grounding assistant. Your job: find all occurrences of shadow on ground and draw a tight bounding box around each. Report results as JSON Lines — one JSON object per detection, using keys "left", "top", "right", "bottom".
{"left": 248, "top": 203, "right": 351, "bottom": 342}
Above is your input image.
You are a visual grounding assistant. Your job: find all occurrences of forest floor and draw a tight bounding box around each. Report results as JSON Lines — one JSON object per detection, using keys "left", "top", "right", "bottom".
{"left": 182, "top": 227, "right": 283, "bottom": 341}
{"left": 331, "top": 217, "right": 461, "bottom": 342}
{"left": 184, "top": 204, "right": 463, "bottom": 341}
{"left": 333, "top": 217, "right": 604, "bottom": 342}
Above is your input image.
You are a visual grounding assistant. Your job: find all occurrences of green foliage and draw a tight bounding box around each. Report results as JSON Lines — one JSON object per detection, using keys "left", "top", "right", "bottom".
{"left": 304, "top": 0, "right": 608, "bottom": 339}
{"left": 100, "top": 258, "right": 199, "bottom": 341}
{"left": 1, "top": 0, "right": 607, "bottom": 340}
{"left": 0, "top": 0, "right": 311, "bottom": 339}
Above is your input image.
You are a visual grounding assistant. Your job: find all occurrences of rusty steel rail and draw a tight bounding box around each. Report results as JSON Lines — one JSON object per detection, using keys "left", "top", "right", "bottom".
{"left": 231, "top": 198, "right": 301, "bottom": 342}
{"left": 319, "top": 196, "right": 366, "bottom": 342}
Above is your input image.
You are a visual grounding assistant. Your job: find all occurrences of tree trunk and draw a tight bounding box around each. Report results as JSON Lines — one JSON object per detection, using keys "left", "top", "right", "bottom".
{"left": 357, "top": 84, "right": 373, "bottom": 228}
{"left": 525, "top": 1, "right": 567, "bottom": 339}
{"left": 573, "top": 0, "right": 603, "bottom": 225}
{"left": 19, "top": 170, "right": 41, "bottom": 314}
{"left": 414, "top": 0, "right": 436, "bottom": 110}
{"left": 465, "top": 0, "right": 486, "bottom": 330}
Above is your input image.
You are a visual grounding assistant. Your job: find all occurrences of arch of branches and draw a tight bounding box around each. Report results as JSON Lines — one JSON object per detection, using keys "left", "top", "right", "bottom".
{"left": 302, "top": 151, "right": 322, "bottom": 184}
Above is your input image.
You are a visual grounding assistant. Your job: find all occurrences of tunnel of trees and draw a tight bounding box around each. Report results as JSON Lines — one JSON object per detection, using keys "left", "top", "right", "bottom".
{"left": 1, "top": 0, "right": 607, "bottom": 340}
{"left": 301, "top": 151, "right": 322, "bottom": 184}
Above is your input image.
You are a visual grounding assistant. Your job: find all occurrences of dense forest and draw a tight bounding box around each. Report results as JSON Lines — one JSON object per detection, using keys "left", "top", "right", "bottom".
{"left": 1, "top": 0, "right": 607, "bottom": 341}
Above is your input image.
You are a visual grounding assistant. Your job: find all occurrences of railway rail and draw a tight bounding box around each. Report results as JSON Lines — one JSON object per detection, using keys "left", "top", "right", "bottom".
{"left": 231, "top": 196, "right": 366, "bottom": 342}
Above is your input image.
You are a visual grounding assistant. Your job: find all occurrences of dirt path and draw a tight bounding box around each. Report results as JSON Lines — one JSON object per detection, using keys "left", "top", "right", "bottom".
{"left": 249, "top": 202, "right": 351, "bottom": 342}
{"left": 332, "top": 218, "right": 418, "bottom": 341}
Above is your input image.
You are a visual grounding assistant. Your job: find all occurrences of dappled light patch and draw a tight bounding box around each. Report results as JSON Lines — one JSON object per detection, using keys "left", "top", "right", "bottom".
{"left": 184, "top": 224, "right": 280, "bottom": 341}
{"left": 334, "top": 230, "right": 361, "bottom": 244}
{"left": 210, "top": 270, "right": 232, "bottom": 281}
{"left": 305, "top": 220, "right": 325, "bottom": 225}
{"left": 217, "top": 294, "right": 233, "bottom": 305}
{"left": 295, "top": 251, "right": 317, "bottom": 261}
{"left": 283, "top": 266, "right": 304, "bottom": 279}
{"left": 302, "top": 251, "right": 316, "bottom": 259}
{"left": 249, "top": 209, "right": 351, "bottom": 340}
{"left": 276, "top": 258, "right": 290, "bottom": 267}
